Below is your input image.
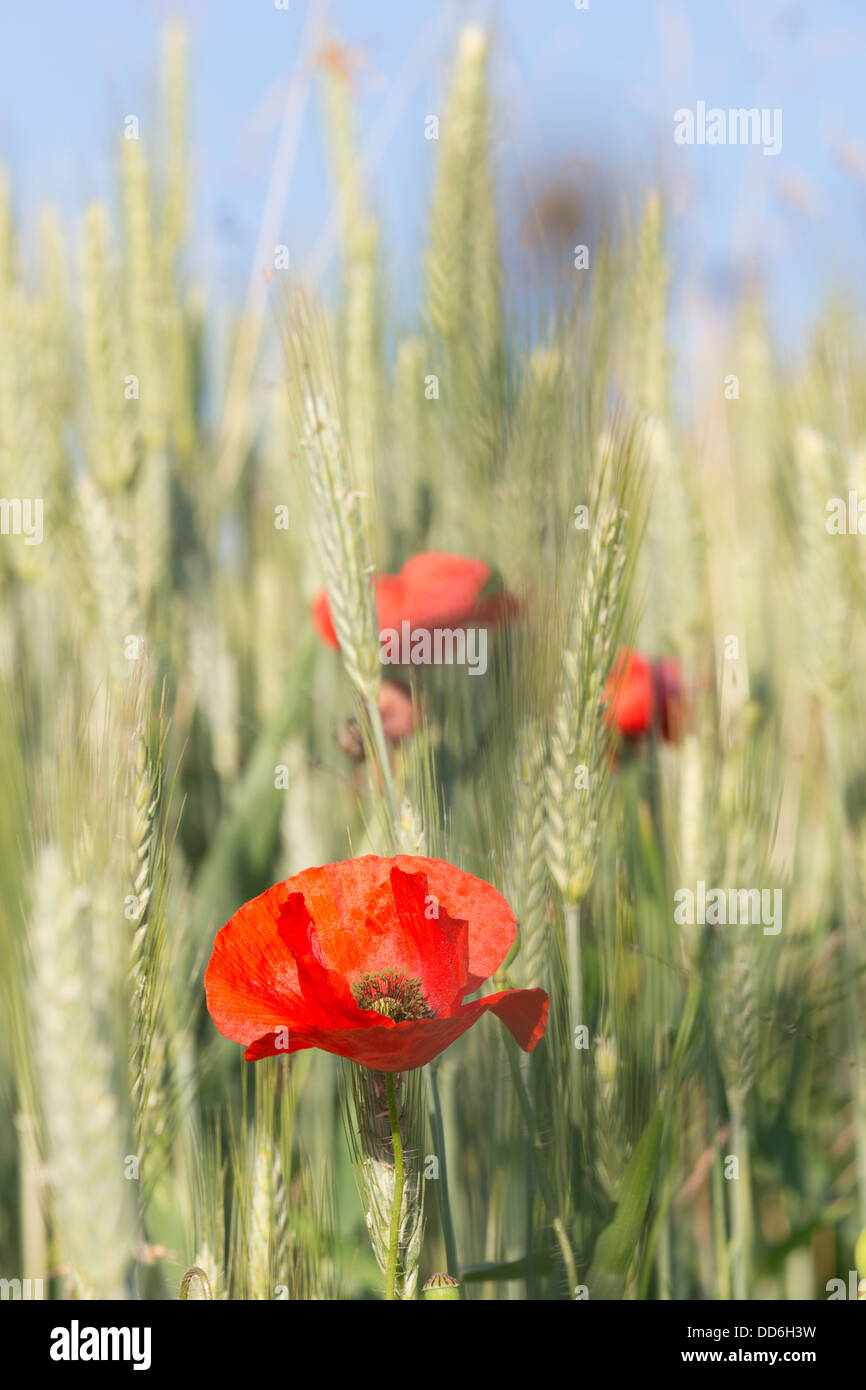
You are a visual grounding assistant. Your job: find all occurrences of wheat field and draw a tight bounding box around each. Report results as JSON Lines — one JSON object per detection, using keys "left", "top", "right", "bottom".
{"left": 0, "top": 20, "right": 865, "bottom": 1307}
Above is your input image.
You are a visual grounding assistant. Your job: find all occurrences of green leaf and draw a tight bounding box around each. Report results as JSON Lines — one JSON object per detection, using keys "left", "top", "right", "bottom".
{"left": 587, "top": 1103, "right": 663, "bottom": 1299}
{"left": 460, "top": 1249, "right": 555, "bottom": 1283}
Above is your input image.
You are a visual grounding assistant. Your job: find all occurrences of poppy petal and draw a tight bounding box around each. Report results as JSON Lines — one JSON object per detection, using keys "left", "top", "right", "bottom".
{"left": 475, "top": 986, "right": 550, "bottom": 1053}
{"left": 244, "top": 1027, "right": 329, "bottom": 1062}
{"left": 409, "top": 856, "right": 515, "bottom": 991}
{"left": 388, "top": 552, "right": 492, "bottom": 630}
{"left": 383, "top": 866, "right": 469, "bottom": 1013}
{"left": 311, "top": 589, "right": 340, "bottom": 648}
{"left": 311, "top": 552, "right": 515, "bottom": 654}
{"left": 275, "top": 892, "right": 364, "bottom": 1028}
{"left": 606, "top": 648, "right": 655, "bottom": 736}
{"left": 275, "top": 856, "right": 514, "bottom": 994}
{"left": 243, "top": 986, "right": 548, "bottom": 1071}
{"left": 204, "top": 884, "right": 305, "bottom": 1046}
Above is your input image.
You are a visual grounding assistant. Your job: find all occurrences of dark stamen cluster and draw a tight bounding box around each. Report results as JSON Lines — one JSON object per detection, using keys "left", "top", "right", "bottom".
{"left": 353, "top": 970, "right": 434, "bottom": 1022}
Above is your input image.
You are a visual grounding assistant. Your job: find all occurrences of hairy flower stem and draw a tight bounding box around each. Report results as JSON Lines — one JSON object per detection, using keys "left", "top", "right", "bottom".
{"left": 346, "top": 1064, "right": 424, "bottom": 1298}
{"left": 429, "top": 1062, "right": 460, "bottom": 1291}
{"left": 505, "top": 1042, "right": 577, "bottom": 1295}
{"left": 564, "top": 902, "right": 583, "bottom": 1118}
{"left": 366, "top": 698, "right": 401, "bottom": 840}
{"left": 385, "top": 1071, "right": 405, "bottom": 1301}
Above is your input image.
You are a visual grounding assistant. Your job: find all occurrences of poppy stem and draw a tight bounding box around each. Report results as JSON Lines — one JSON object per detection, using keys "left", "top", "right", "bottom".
{"left": 384, "top": 1071, "right": 405, "bottom": 1301}
{"left": 365, "top": 699, "right": 402, "bottom": 840}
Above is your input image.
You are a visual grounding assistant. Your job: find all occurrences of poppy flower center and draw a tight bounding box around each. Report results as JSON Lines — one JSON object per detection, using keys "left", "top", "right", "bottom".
{"left": 353, "top": 970, "right": 434, "bottom": 1022}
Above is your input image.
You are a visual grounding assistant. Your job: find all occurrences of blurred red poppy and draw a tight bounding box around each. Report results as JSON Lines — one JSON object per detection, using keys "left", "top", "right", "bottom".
{"left": 606, "top": 648, "right": 654, "bottom": 736}
{"left": 205, "top": 855, "right": 548, "bottom": 1072}
{"left": 605, "top": 648, "right": 684, "bottom": 742}
{"left": 312, "top": 551, "right": 516, "bottom": 651}
{"left": 654, "top": 657, "right": 684, "bottom": 742}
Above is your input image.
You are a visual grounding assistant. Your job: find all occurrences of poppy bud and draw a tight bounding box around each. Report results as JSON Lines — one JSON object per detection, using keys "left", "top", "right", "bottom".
{"left": 378, "top": 679, "right": 416, "bottom": 742}
{"left": 422, "top": 1272, "right": 460, "bottom": 1300}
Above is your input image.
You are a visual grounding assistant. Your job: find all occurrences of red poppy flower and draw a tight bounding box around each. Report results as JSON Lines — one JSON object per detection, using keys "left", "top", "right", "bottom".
{"left": 312, "top": 551, "right": 516, "bottom": 651}
{"left": 605, "top": 648, "right": 684, "bottom": 742}
{"left": 205, "top": 855, "right": 548, "bottom": 1072}
{"left": 606, "top": 648, "right": 655, "bottom": 736}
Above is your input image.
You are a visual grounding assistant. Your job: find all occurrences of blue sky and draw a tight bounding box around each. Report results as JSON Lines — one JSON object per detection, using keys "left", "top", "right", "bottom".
{"left": 0, "top": 0, "right": 864, "bottom": 351}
